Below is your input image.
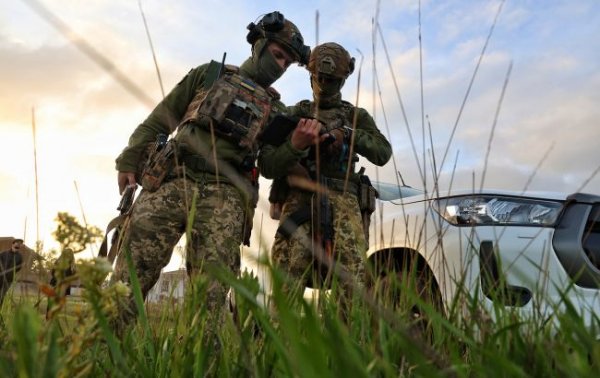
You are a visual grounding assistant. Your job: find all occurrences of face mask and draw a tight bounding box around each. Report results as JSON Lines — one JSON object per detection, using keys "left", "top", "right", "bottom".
{"left": 254, "top": 46, "right": 285, "bottom": 88}
{"left": 311, "top": 75, "right": 343, "bottom": 98}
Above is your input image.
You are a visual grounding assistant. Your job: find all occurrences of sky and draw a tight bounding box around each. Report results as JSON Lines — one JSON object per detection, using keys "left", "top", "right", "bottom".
{"left": 1, "top": 0, "right": 599, "bottom": 268}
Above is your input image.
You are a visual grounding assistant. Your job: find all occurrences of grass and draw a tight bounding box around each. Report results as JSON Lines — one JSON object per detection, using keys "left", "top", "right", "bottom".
{"left": 1, "top": 254, "right": 599, "bottom": 378}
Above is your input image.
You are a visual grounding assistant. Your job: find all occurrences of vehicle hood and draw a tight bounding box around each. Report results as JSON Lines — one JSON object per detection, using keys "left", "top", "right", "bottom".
{"left": 373, "top": 182, "right": 574, "bottom": 205}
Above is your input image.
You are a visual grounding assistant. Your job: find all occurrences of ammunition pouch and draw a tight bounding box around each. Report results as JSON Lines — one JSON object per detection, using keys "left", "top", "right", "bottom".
{"left": 135, "top": 142, "right": 158, "bottom": 183}
{"left": 180, "top": 72, "right": 272, "bottom": 150}
{"left": 140, "top": 139, "right": 178, "bottom": 192}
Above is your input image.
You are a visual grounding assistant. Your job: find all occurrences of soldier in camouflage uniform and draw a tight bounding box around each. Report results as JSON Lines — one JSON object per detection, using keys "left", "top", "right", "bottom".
{"left": 112, "top": 11, "right": 311, "bottom": 330}
{"left": 258, "top": 42, "right": 392, "bottom": 307}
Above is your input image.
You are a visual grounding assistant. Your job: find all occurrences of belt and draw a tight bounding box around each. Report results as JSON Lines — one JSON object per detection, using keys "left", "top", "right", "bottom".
{"left": 180, "top": 153, "right": 215, "bottom": 175}
{"left": 322, "top": 177, "right": 359, "bottom": 196}
{"left": 178, "top": 153, "right": 257, "bottom": 184}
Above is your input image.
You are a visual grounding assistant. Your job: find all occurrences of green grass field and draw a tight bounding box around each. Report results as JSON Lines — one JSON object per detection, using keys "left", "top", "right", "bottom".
{"left": 1, "top": 256, "right": 599, "bottom": 378}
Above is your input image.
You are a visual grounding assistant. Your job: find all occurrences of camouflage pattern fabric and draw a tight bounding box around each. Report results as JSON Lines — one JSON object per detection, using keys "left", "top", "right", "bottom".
{"left": 115, "top": 62, "right": 288, "bottom": 176}
{"left": 179, "top": 71, "right": 272, "bottom": 151}
{"left": 247, "top": 13, "right": 310, "bottom": 66}
{"left": 308, "top": 42, "right": 355, "bottom": 79}
{"left": 271, "top": 188, "right": 366, "bottom": 292}
{"left": 112, "top": 177, "right": 245, "bottom": 327}
{"left": 267, "top": 19, "right": 309, "bottom": 65}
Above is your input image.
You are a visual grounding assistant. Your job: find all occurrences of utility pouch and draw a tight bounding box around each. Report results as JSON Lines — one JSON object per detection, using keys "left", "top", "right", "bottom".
{"left": 140, "top": 139, "right": 178, "bottom": 192}
{"left": 359, "top": 181, "right": 377, "bottom": 214}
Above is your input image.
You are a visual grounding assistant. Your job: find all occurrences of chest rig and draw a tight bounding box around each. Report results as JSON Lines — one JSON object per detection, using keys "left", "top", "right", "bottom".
{"left": 299, "top": 100, "right": 359, "bottom": 175}
{"left": 180, "top": 62, "right": 273, "bottom": 152}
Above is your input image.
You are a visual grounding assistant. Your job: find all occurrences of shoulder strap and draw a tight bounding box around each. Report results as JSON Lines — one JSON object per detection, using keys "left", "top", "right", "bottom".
{"left": 98, "top": 214, "right": 128, "bottom": 264}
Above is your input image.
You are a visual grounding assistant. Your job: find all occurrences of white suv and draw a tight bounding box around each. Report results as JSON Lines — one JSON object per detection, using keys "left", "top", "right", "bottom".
{"left": 241, "top": 181, "right": 600, "bottom": 332}
{"left": 367, "top": 181, "right": 600, "bottom": 330}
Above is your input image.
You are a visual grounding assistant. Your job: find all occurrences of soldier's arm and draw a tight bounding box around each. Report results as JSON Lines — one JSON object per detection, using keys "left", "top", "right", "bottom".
{"left": 115, "top": 64, "right": 209, "bottom": 173}
{"left": 257, "top": 106, "right": 316, "bottom": 179}
{"left": 352, "top": 107, "right": 392, "bottom": 166}
{"left": 258, "top": 105, "right": 321, "bottom": 179}
{"left": 258, "top": 135, "right": 311, "bottom": 179}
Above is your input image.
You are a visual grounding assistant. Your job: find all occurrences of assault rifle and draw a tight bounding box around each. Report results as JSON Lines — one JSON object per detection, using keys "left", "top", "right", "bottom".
{"left": 117, "top": 184, "right": 136, "bottom": 214}
{"left": 98, "top": 184, "right": 138, "bottom": 264}
{"left": 316, "top": 175, "right": 334, "bottom": 259}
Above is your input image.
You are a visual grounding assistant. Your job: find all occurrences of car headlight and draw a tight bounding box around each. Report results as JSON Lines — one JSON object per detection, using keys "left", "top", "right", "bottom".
{"left": 436, "top": 196, "right": 563, "bottom": 226}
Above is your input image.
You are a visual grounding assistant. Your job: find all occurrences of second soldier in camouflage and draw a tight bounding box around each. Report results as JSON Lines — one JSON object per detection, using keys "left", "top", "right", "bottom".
{"left": 259, "top": 42, "right": 392, "bottom": 313}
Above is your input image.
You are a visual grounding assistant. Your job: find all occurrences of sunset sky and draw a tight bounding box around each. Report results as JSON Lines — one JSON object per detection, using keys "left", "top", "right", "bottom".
{"left": 1, "top": 0, "right": 598, "bottom": 268}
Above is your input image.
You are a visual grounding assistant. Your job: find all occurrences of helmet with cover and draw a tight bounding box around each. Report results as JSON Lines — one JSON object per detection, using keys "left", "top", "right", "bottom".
{"left": 246, "top": 11, "right": 310, "bottom": 66}
{"left": 307, "top": 42, "right": 355, "bottom": 79}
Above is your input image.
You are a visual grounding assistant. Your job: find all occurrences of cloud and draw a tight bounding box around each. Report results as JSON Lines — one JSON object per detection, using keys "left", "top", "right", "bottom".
{"left": 1, "top": 0, "right": 598, "bottom": 259}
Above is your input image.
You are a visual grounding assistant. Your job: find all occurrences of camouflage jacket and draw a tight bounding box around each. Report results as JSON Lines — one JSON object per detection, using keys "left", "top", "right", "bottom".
{"left": 115, "top": 62, "right": 287, "bottom": 184}
{"left": 258, "top": 99, "right": 392, "bottom": 183}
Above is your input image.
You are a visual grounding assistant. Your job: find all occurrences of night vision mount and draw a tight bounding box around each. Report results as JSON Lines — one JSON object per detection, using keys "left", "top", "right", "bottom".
{"left": 246, "top": 11, "right": 310, "bottom": 65}
{"left": 246, "top": 11, "right": 286, "bottom": 44}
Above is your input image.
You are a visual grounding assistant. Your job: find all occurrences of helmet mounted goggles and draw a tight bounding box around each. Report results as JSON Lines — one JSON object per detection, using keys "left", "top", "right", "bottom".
{"left": 246, "top": 11, "right": 310, "bottom": 66}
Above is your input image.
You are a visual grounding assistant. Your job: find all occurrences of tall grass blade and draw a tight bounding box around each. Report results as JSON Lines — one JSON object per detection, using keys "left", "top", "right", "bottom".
{"left": 437, "top": 0, "right": 506, "bottom": 178}
{"left": 479, "top": 61, "right": 513, "bottom": 191}
{"left": 138, "top": 0, "right": 165, "bottom": 99}
{"left": 23, "top": 0, "right": 156, "bottom": 108}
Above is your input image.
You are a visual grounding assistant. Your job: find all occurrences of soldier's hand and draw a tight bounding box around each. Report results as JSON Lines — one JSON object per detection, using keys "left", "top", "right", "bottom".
{"left": 118, "top": 172, "right": 137, "bottom": 195}
{"left": 290, "top": 118, "right": 322, "bottom": 150}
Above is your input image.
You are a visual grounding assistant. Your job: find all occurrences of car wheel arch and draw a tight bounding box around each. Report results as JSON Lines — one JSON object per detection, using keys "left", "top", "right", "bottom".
{"left": 367, "top": 247, "right": 444, "bottom": 312}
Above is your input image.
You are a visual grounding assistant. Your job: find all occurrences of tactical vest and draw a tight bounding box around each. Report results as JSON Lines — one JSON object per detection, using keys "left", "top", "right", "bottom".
{"left": 297, "top": 99, "right": 359, "bottom": 176}
{"left": 180, "top": 62, "right": 273, "bottom": 152}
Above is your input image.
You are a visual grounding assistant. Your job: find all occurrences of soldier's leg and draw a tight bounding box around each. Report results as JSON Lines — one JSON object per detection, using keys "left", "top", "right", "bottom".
{"left": 329, "top": 192, "right": 367, "bottom": 315}
{"left": 113, "top": 179, "right": 188, "bottom": 328}
{"left": 271, "top": 191, "right": 316, "bottom": 304}
{"left": 186, "top": 182, "right": 245, "bottom": 317}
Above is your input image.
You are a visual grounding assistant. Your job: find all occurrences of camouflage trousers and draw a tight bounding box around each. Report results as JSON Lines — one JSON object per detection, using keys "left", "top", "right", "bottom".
{"left": 112, "top": 177, "right": 246, "bottom": 328}
{"left": 271, "top": 189, "right": 367, "bottom": 295}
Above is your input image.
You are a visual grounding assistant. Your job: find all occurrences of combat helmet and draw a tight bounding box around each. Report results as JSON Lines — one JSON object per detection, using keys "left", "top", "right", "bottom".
{"left": 246, "top": 11, "right": 310, "bottom": 66}
{"left": 308, "top": 42, "right": 355, "bottom": 79}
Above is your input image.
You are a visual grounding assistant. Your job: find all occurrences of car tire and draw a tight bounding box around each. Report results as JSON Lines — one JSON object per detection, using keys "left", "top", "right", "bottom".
{"left": 376, "top": 267, "right": 443, "bottom": 342}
